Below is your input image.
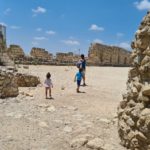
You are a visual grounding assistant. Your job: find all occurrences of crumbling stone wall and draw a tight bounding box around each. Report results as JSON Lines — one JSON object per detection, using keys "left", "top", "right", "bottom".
{"left": 0, "top": 71, "right": 41, "bottom": 98}
{"left": 118, "top": 11, "right": 150, "bottom": 150}
{"left": 7, "top": 45, "right": 25, "bottom": 60}
{"left": 56, "top": 52, "right": 80, "bottom": 64}
{"left": 30, "top": 47, "right": 53, "bottom": 61}
{"left": 0, "top": 71, "right": 18, "bottom": 98}
{"left": 88, "top": 43, "right": 131, "bottom": 66}
{"left": 15, "top": 73, "right": 40, "bottom": 87}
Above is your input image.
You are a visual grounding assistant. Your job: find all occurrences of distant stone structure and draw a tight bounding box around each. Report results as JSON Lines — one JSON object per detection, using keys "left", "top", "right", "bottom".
{"left": 88, "top": 43, "right": 131, "bottom": 66}
{"left": 118, "top": 11, "right": 150, "bottom": 150}
{"left": 56, "top": 52, "right": 80, "bottom": 64}
{"left": 30, "top": 47, "right": 53, "bottom": 61}
{"left": 7, "top": 45, "right": 25, "bottom": 60}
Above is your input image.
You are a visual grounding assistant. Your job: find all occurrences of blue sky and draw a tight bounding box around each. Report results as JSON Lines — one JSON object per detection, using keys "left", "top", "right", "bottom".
{"left": 0, "top": 0, "right": 149, "bottom": 55}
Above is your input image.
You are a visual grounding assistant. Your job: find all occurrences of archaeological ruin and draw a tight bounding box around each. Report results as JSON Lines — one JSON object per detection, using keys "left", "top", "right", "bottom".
{"left": 0, "top": 24, "right": 132, "bottom": 66}
{"left": 88, "top": 43, "right": 131, "bottom": 66}
{"left": 30, "top": 47, "right": 53, "bottom": 62}
{"left": 56, "top": 52, "right": 80, "bottom": 65}
{"left": 0, "top": 25, "right": 14, "bottom": 66}
{"left": 118, "top": 11, "right": 150, "bottom": 150}
{"left": 7, "top": 44, "right": 25, "bottom": 61}
{"left": 0, "top": 25, "right": 41, "bottom": 98}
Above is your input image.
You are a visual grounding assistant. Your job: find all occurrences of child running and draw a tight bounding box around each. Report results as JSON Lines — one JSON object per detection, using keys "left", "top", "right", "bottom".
{"left": 74, "top": 68, "right": 83, "bottom": 93}
{"left": 44, "top": 72, "right": 53, "bottom": 99}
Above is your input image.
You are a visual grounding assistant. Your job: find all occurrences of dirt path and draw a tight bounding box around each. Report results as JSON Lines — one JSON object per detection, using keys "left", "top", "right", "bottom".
{"left": 0, "top": 66, "right": 128, "bottom": 150}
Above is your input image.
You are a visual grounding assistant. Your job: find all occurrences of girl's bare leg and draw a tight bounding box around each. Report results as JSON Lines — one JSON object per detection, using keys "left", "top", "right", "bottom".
{"left": 49, "top": 88, "right": 52, "bottom": 98}
{"left": 45, "top": 88, "right": 48, "bottom": 98}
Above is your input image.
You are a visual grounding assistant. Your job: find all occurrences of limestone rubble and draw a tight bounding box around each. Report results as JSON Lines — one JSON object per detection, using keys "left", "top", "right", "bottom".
{"left": 118, "top": 11, "right": 150, "bottom": 150}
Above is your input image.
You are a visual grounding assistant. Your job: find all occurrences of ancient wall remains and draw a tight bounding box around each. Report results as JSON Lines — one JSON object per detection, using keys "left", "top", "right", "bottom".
{"left": 88, "top": 43, "right": 131, "bottom": 66}
{"left": 15, "top": 73, "right": 40, "bottom": 87}
{"left": 30, "top": 47, "right": 53, "bottom": 61}
{"left": 7, "top": 45, "right": 25, "bottom": 60}
{"left": 0, "top": 24, "right": 6, "bottom": 52}
{"left": 0, "top": 71, "right": 18, "bottom": 98}
{"left": 118, "top": 11, "right": 150, "bottom": 150}
{"left": 56, "top": 52, "right": 80, "bottom": 64}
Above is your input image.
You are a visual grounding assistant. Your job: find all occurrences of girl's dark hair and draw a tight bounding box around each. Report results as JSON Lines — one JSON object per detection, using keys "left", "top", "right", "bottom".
{"left": 46, "top": 72, "right": 51, "bottom": 79}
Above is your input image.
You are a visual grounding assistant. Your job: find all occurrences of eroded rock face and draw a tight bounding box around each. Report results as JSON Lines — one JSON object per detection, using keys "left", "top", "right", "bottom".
{"left": 118, "top": 11, "right": 150, "bottom": 150}
{"left": 88, "top": 43, "right": 131, "bottom": 66}
{"left": 0, "top": 71, "right": 18, "bottom": 98}
{"left": 30, "top": 47, "right": 53, "bottom": 61}
{"left": 15, "top": 73, "right": 40, "bottom": 87}
{"left": 7, "top": 45, "right": 25, "bottom": 60}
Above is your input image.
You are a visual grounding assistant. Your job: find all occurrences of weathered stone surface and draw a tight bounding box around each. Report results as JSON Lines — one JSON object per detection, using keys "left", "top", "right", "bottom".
{"left": 56, "top": 52, "right": 80, "bottom": 64}
{"left": 70, "top": 138, "right": 88, "bottom": 148}
{"left": 118, "top": 11, "right": 150, "bottom": 150}
{"left": 88, "top": 43, "right": 131, "bottom": 66}
{"left": 87, "top": 138, "right": 104, "bottom": 150}
{"left": 30, "top": 47, "right": 53, "bottom": 61}
{"left": 0, "top": 24, "right": 6, "bottom": 52}
{"left": 7, "top": 45, "right": 24, "bottom": 60}
{"left": 15, "top": 73, "right": 40, "bottom": 87}
{"left": 142, "top": 85, "right": 150, "bottom": 96}
{"left": 0, "top": 71, "right": 18, "bottom": 98}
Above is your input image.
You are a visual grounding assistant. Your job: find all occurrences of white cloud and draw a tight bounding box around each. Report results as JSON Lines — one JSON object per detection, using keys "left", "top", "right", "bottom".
{"left": 36, "top": 28, "right": 42, "bottom": 32}
{"left": 93, "top": 39, "right": 104, "bottom": 44}
{"left": 118, "top": 42, "right": 131, "bottom": 50}
{"left": 116, "top": 32, "right": 124, "bottom": 38}
{"left": 134, "top": 0, "right": 150, "bottom": 10}
{"left": 32, "top": 6, "right": 46, "bottom": 16}
{"left": 62, "top": 40, "right": 80, "bottom": 45}
{"left": 10, "top": 26, "right": 21, "bottom": 29}
{"left": 34, "top": 36, "right": 47, "bottom": 40}
{"left": 4, "top": 8, "right": 11, "bottom": 15}
{"left": 32, "top": 41, "right": 39, "bottom": 46}
{"left": 46, "top": 30, "right": 56, "bottom": 35}
{"left": 89, "top": 24, "right": 104, "bottom": 31}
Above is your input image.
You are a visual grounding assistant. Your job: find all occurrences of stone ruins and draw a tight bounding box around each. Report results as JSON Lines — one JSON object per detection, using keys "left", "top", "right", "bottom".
{"left": 15, "top": 73, "right": 40, "bottom": 87}
{"left": 118, "top": 11, "right": 150, "bottom": 150}
{"left": 30, "top": 47, "right": 53, "bottom": 61}
{"left": 88, "top": 43, "right": 131, "bottom": 66}
{"left": 7, "top": 44, "right": 25, "bottom": 61}
{"left": 0, "top": 25, "right": 41, "bottom": 98}
{"left": 0, "top": 24, "right": 131, "bottom": 66}
{"left": 0, "top": 25, "right": 14, "bottom": 66}
{"left": 0, "top": 71, "right": 18, "bottom": 98}
{"left": 56, "top": 52, "right": 80, "bottom": 64}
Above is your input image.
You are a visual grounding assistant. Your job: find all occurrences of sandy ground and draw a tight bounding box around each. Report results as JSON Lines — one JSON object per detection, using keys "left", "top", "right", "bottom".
{"left": 0, "top": 65, "right": 129, "bottom": 150}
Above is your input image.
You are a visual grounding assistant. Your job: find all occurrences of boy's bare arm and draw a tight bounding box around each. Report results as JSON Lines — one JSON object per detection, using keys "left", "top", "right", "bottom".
{"left": 74, "top": 75, "right": 76, "bottom": 82}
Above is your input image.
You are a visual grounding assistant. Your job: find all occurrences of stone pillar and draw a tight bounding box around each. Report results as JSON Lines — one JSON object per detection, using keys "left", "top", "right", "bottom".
{"left": 118, "top": 11, "right": 150, "bottom": 150}
{"left": 0, "top": 24, "right": 6, "bottom": 52}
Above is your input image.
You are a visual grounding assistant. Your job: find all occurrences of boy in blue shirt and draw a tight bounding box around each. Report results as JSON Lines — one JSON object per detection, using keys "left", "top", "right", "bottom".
{"left": 74, "top": 68, "right": 83, "bottom": 93}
